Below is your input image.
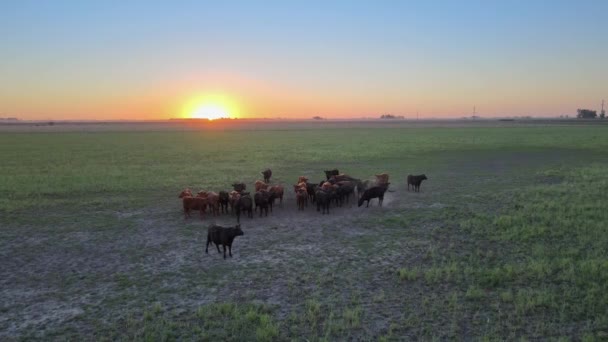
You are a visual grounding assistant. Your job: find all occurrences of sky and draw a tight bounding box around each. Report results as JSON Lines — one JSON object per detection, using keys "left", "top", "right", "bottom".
{"left": 1, "top": 0, "right": 607, "bottom": 120}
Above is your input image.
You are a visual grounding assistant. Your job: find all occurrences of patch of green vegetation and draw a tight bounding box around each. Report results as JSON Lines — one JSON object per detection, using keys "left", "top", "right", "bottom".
{"left": 398, "top": 267, "right": 419, "bottom": 281}
{"left": 100, "top": 302, "right": 280, "bottom": 341}
{"left": 395, "top": 164, "right": 608, "bottom": 339}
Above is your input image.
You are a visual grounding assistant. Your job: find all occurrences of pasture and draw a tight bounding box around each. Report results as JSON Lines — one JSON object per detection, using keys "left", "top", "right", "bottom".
{"left": 1, "top": 121, "right": 608, "bottom": 340}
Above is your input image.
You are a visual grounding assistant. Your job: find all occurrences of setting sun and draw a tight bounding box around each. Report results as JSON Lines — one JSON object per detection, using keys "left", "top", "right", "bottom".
{"left": 182, "top": 94, "right": 239, "bottom": 120}
{"left": 190, "top": 104, "right": 228, "bottom": 120}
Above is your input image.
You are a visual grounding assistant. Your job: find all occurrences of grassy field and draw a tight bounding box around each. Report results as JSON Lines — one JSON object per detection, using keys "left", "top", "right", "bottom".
{"left": 1, "top": 122, "right": 608, "bottom": 340}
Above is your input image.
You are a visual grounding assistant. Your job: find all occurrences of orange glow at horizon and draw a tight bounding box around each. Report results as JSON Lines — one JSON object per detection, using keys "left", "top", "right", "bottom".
{"left": 181, "top": 94, "right": 240, "bottom": 120}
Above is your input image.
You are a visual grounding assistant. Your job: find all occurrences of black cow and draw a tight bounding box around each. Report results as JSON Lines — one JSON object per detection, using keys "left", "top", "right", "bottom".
{"left": 206, "top": 224, "right": 244, "bottom": 259}
{"left": 306, "top": 182, "right": 318, "bottom": 203}
{"left": 356, "top": 180, "right": 372, "bottom": 198}
{"left": 261, "top": 169, "right": 272, "bottom": 183}
{"left": 254, "top": 190, "right": 270, "bottom": 217}
{"left": 235, "top": 194, "right": 253, "bottom": 223}
{"left": 324, "top": 169, "right": 340, "bottom": 180}
{"left": 315, "top": 189, "right": 331, "bottom": 214}
{"left": 219, "top": 191, "right": 230, "bottom": 214}
{"left": 336, "top": 181, "right": 355, "bottom": 206}
{"left": 358, "top": 183, "right": 390, "bottom": 208}
{"left": 232, "top": 182, "right": 247, "bottom": 193}
{"left": 407, "top": 174, "right": 428, "bottom": 192}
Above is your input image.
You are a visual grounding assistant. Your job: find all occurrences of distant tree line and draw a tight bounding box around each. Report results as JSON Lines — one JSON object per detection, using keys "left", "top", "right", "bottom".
{"left": 577, "top": 109, "right": 598, "bottom": 119}
{"left": 380, "top": 114, "right": 404, "bottom": 119}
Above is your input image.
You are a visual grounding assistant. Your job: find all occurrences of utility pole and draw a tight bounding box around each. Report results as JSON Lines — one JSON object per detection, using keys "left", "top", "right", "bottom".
{"left": 601, "top": 99, "right": 606, "bottom": 118}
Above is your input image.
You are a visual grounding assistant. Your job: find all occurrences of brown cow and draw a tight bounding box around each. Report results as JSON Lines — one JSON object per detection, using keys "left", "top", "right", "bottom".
{"left": 321, "top": 182, "right": 334, "bottom": 191}
{"left": 268, "top": 185, "right": 284, "bottom": 206}
{"left": 228, "top": 190, "right": 241, "bottom": 213}
{"left": 297, "top": 176, "right": 308, "bottom": 184}
{"left": 375, "top": 173, "right": 390, "bottom": 185}
{"left": 296, "top": 188, "right": 308, "bottom": 210}
{"left": 206, "top": 191, "right": 221, "bottom": 216}
{"left": 255, "top": 180, "right": 269, "bottom": 192}
{"left": 179, "top": 189, "right": 207, "bottom": 219}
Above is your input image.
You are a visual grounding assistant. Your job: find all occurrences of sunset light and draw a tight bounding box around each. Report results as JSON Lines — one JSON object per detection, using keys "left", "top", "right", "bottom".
{"left": 190, "top": 104, "right": 228, "bottom": 120}
{"left": 182, "top": 94, "right": 239, "bottom": 120}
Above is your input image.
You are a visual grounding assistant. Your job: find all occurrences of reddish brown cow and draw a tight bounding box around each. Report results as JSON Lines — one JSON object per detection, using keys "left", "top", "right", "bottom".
{"left": 268, "top": 185, "right": 284, "bottom": 206}
{"left": 179, "top": 189, "right": 207, "bottom": 219}
{"left": 375, "top": 173, "right": 390, "bottom": 185}
{"left": 255, "top": 180, "right": 269, "bottom": 192}
{"left": 321, "top": 182, "right": 334, "bottom": 191}
{"left": 200, "top": 191, "right": 220, "bottom": 216}
{"left": 296, "top": 188, "right": 308, "bottom": 210}
{"left": 228, "top": 191, "right": 241, "bottom": 212}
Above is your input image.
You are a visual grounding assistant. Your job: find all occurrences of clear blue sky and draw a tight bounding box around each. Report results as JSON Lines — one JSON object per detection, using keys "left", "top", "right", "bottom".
{"left": 1, "top": 0, "right": 607, "bottom": 119}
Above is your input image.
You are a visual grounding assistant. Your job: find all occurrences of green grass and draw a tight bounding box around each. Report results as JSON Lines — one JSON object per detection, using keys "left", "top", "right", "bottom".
{"left": 2, "top": 123, "right": 608, "bottom": 340}
{"left": 1, "top": 126, "right": 607, "bottom": 215}
{"left": 97, "top": 302, "right": 280, "bottom": 341}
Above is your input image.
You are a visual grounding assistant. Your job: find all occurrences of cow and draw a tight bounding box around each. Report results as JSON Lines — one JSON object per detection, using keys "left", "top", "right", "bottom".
{"left": 179, "top": 189, "right": 207, "bottom": 219}
{"left": 261, "top": 169, "right": 272, "bottom": 183}
{"left": 206, "top": 224, "right": 244, "bottom": 259}
{"left": 232, "top": 182, "right": 247, "bottom": 193}
{"left": 356, "top": 180, "right": 373, "bottom": 198}
{"left": 407, "top": 174, "right": 428, "bottom": 192}
{"left": 235, "top": 193, "right": 253, "bottom": 223}
{"left": 330, "top": 174, "right": 358, "bottom": 183}
{"left": 228, "top": 191, "right": 241, "bottom": 213}
{"left": 315, "top": 189, "right": 331, "bottom": 214}
{"left": 219, "top": 191, "right": 230, "bottom": 214}
{"left": 254, "top": 190, "right": 270, "bottom": 217}
{"left": 324, "top": 169, "right": 340, "bottom": 180}
{"left": 358, "top": 183, "right": 390, "bottom": 208}
{"left": 306, "top": 182, "right": 317, "bottom": 203}
{"left": 199, "top": 191, "right": 220, "bottom": 216}
{"left": 321, "top": 181, "right": 334, "bottom": 192}
{"left": 254, "top": 180, "right": 269, "bottom": 192}
{"left": 336, "top": 181, "right": 356, "bottom": 206}
{"left": 375, "top": 173, "right": 390, "bottom": 185}
{"left": 268, "top": 185, "right": 284, "bottom": 208}
{"left": 296, "top": 188, "right": 308, "bottom": 210}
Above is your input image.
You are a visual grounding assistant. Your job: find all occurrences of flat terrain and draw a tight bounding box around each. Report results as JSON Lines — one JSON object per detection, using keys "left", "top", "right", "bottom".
{"left": 1, "top": 121, "right": 607, "bottom": 340}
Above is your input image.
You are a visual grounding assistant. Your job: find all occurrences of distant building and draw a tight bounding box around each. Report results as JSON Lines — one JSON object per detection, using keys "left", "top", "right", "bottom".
{"left": 577, "top": 109, "right": 597, "bottom": 119}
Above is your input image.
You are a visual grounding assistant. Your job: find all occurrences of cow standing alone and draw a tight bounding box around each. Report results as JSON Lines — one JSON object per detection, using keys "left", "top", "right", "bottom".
{"left": 206, "top": 224, "right": 244, "bottom": 259}
{"left": 407, "top": 174, "right": 428, "bottom": 192}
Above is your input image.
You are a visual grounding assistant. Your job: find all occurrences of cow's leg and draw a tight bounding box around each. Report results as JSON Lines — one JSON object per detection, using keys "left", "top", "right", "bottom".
{"left": 228, "top": 244, "right": 233, "bottom": 257}
{"left": 205, "top": 237, "right": 210, "bottom": 254}
{"left": 223, "top": 245, "right": 227, "bottom": 259}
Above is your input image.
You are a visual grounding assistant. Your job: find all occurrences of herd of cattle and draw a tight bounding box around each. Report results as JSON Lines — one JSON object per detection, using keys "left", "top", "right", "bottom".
{"left": 179, "top": 169, "right": 428, "bottom": 258}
